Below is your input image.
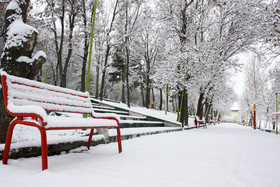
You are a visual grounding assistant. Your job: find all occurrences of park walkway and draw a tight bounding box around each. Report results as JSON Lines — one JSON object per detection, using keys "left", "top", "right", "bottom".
{"left": 0, "top": 123, "right": 280, "bottom": 187}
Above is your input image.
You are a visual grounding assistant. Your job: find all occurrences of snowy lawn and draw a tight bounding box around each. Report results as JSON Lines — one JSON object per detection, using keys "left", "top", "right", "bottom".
{"left": 1, "top": 123, "right": 280, "bottom": 187}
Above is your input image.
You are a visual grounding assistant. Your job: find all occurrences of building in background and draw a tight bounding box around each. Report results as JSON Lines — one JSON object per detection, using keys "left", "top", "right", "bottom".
{"left": 223, "top": 102, "right": 242, "bottom": 123}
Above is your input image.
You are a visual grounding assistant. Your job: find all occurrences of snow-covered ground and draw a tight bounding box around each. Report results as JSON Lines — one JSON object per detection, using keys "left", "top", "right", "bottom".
{"left": 1, "top": 123, "right": 279, "bottom": 187}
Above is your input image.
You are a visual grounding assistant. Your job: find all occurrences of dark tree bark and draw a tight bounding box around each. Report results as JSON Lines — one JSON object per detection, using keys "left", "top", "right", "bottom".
{"left": 125, "top": 44, "right": 130, "bottom": 107}
{"left": 197, "top": 91, "right": 204, "bottom": 120}
{"left": 177, "top": 90, "right": 188, "bottom": 127}
{"left": 159, "top": 88, "right": 163, "bottom": 110}
{"left": 145, "top": 80, "right": 150, "bottom": 108}
{"left": 0, "top": 0, "right": 46, "bottom": 143}
{"left": 205, "top": 97, "right": 213, "bottom": 122}
{"left": 121, "top": 65, "right": 126, "bottom": 103}
{"left": 166, "top": 85, "right": 169, "bottom": 112}
{"left": 144, "top": 33, "right": 151, "bottom": 109}
{"left": 152, "top": 87, "right": 155, "bottom": 106}
{"left": 95, "top": 65, "right": 100, "bottom": 98}
{"left": 80, "top": 0, "right": 89, "bottom": 92}
{"left": 124, "top": 0, "right": 130, "bottom": 107}
{"left": 100, "top": 45, "right": 110, "bottom": 100}
{"left": 61, "top": 2, "right": 76, "bottom": 87}
{"left": 0, "top": 2, "right": 8, "bottom": 51}
{"left": 141, "top": 83, "right": 145, "bottom": 106}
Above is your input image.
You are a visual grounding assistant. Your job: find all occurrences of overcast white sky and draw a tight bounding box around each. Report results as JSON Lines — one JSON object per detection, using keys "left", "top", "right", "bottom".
{"left": 231, "top": 53, "right": 247, "bottom": 98}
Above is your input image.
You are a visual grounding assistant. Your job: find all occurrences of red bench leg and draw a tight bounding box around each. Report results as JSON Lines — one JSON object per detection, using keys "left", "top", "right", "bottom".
{"left": 2, "top": 120, "right": 17, "bottom": 165}
{"left": 116, "top": 127, "right": 122, "bottom": 153}
{"left": 39, "top": 127, "right": 48, "bottom": 171}
{"left": 87, "top": 129, "right": 94, "bottom": 149}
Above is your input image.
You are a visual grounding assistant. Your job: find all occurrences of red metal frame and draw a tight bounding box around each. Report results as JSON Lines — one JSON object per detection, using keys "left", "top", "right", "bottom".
{"left": 194, "top": 116, "right": 207, "bottom": 129}
{"left": 207, "top": 117, "right": 215, "bottom": 125}
{"left": 1, "top": 73, "right": 122, "bottom": 171}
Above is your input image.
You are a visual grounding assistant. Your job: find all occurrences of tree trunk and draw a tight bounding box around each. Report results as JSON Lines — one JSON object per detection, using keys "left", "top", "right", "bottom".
{"left": 141, "top": 83, "right": 145, "bottom": 107}
{"left": 100, "top": 44, "right": 110, "bottom": 100}
{"left": 145, "top": 77, "right": 150, "bottom": 108}
{"left": 165, "top": 85, "right": 169, "bottom": 112}
{"left": 61, "top": 1, "right": 76, "bottom": 88}
{"left": 0, "top": 91, "right": 13, "bottom": 143}
{"left": 125, "top": 0, "right": 130, "bottom": 107}
{"left": 125, "top": 45, "right": 130, "bottom": 107}
{"left": 81, "top": 0, "right": 89, "bottom": 92}
{"left": 177, "top": 90, "right": 189, "bottom": 127}
{"left": 159, "top": 88, "right": 163, "bottom": 110}
{"left": 152, "top": 87, "right": 155, "bottom": 108}
{"left": 205, "top": 98, "right": 213, "bottom": 122}
{"left": 197, "top": 91, "right": 204, "bottom": 120}
{"left": 58, "top": 0, "right": 65, "bottom": 87}
{"left": 95, "top": 64, "right": 100, "bottom": 98}
{"left": 121, "top": 69, "right": 126, "bottom": 103}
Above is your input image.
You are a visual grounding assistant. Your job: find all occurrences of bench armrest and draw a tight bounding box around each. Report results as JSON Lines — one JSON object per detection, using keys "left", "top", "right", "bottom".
{"left": 7, "top": 104, "right": 48, "bottom": 125}
{"left": 91, "top": 111, "right": 121, "bottom": 126}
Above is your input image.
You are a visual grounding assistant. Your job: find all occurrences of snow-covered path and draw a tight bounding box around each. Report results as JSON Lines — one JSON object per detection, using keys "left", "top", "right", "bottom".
{"left": 1, "top": 123, "right": 280, "bottom": 187}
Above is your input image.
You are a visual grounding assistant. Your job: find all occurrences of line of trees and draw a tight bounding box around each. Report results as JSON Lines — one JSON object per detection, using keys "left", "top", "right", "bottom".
{"left": 1, "top": 0, "right": 280, "bottom": 132}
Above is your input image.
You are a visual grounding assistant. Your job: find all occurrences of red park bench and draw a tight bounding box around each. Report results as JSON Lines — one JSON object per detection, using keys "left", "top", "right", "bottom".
{"left": 194, "top": 115, "right": 207, "bottom": 128}
{"left": 208, "top": 117, "right": 216, "bottom": 125}
{"left": 1, "top": 72, "right": 122, "bottom": 170}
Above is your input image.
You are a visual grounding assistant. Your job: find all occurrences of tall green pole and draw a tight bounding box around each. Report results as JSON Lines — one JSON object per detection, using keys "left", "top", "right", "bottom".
{"left": 178, "top": 75, "right": 186, "bottom": 122}
{"left": 276, "top": 93, "right": 278, "bottom": 134}
{"left": 84, "top": 0, "right": 97, "bottom": 118}
{"left": 85, "top": 0, "right": 98, "bottom": 92}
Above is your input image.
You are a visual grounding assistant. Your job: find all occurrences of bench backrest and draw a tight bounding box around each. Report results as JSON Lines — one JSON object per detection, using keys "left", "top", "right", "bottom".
{"left": 1, "top": 73, "right": 93, "bottom": 115}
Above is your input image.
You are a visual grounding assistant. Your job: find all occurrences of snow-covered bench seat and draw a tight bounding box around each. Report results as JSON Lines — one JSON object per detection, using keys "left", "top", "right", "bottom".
{"left": 1, "top": 72, "right": 122, "bottom": 170}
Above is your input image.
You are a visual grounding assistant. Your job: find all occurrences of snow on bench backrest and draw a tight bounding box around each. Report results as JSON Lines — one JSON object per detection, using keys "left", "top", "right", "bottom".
{"left": 2, "top": 72, "right": 92, "bottom": 114}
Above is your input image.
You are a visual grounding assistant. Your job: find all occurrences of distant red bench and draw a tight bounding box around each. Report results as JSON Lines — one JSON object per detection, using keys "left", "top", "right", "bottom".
{"left": 215, "top": 120, "right": 222, "bottom": 124}
{"left": 208, "top": 117, "right": 216, "bottom": 125}
{"left": 194, "top": 116, "right": 207, "bottom": 128}
{"left": 1, "top": 72, "right": 122, "bottom": 170}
